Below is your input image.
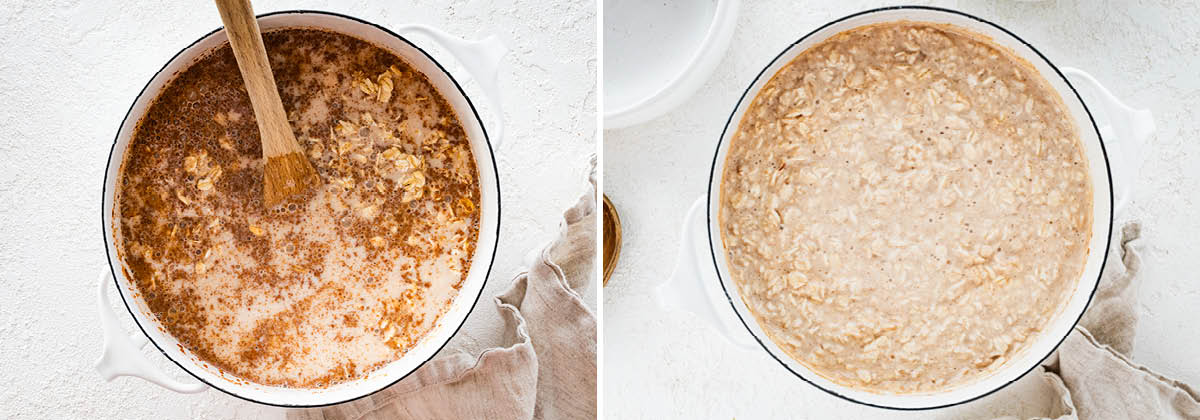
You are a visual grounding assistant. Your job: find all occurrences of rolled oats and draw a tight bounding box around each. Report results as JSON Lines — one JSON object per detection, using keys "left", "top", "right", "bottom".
{"left": 720, "top": 23, "right": 1092, "bottom": 393}
{"left": 114, "top": 29, "right": 481, "bottom": 389}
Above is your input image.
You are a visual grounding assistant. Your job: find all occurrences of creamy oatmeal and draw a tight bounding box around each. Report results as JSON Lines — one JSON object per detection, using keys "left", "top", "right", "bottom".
{"left": 115, "top": 29, "right": 479, "bottom": 388}
{"left": 719, "top": 22, "right": 1092, "bottom": 393}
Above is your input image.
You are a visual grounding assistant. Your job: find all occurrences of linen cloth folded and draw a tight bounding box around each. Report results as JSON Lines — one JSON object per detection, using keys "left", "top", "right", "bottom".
{"left": 996, "top": 223, "right": 1200, "bottom": 420}
{"left": 289, "top": 158, "right": 597, "bottom": 420}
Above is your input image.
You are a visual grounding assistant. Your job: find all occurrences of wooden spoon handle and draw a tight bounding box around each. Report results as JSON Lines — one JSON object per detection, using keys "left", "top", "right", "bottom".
{"left": 213, "top": 0, "right": 298, "bottom": 159}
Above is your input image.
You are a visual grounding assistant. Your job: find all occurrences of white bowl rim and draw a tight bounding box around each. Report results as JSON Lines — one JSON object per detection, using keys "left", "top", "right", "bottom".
{"left": 703, "top": 5, "right": 1113, "bottom": 410}
{"left": 99, "top": 9, "right": 501, "bottom": 408}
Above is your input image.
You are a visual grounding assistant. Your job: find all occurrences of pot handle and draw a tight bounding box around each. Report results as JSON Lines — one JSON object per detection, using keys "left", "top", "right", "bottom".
{"left": 95, "top": 271, "right": 208, "bottom": 394}
{"left": 395, "top": 24, "right": 509, "bottom": 149}
{"left": 655, "top": 196, "right": 757, "bottom": 350}
{"left": 1061, "top": 67, "right": 1155, "bottom": 217}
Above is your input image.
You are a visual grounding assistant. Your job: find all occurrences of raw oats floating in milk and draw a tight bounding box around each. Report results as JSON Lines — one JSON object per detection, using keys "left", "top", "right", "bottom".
{"left": 115, "top": 28, "right": 481, "bottom": 388}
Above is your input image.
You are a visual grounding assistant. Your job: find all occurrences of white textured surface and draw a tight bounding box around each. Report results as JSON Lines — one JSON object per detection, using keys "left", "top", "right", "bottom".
{"left": 604, "top": 0, "right": 1200, "bottom": 418}
{"left": 0, "top": 0, "right": 594, "bottom": 418}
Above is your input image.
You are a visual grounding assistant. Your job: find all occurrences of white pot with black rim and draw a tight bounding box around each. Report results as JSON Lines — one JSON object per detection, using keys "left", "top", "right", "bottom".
{"left": 95, "top": 10, "right": 507, "bottom": 407}
{"left": 657, "top": 6, "right": 1154, "bottom": 410}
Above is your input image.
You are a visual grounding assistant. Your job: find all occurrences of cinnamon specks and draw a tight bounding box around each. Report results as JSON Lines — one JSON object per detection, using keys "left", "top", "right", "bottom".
{"left": 115, "top": 28, "right": 480, "bottom": 389}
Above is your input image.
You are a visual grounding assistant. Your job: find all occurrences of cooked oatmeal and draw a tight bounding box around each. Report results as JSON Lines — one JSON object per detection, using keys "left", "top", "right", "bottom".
{"left": 719, "top": 22, "right": 1092, "bottom": 393}
{"left": 115, "top": 29, "right": 480, "bottom": 388}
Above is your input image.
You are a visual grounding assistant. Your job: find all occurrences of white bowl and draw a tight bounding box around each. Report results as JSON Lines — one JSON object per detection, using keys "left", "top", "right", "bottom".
{"left": 603, "top": 0, "right": 739, "bottom": 129}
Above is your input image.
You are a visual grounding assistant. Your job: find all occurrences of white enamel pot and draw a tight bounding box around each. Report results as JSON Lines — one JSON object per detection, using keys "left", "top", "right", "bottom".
{"left": 95, "top": 10, "right": 507, "bottom": 407}
{"left": 657, "top": 6, "right": 1154, "bottom": 410}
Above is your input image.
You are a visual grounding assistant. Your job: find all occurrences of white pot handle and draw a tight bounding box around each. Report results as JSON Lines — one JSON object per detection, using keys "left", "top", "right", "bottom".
{"left": 96, "top": 271, "right": 208, "bottom": 394}
{"left": 395, "top": 24, "right": 508, "bottom": 149}
{"left": 1061, "top": 67, "right": 1155, "bottom": 217}
{"left": 656, "top": 196, "right": 757, "bottom": 350}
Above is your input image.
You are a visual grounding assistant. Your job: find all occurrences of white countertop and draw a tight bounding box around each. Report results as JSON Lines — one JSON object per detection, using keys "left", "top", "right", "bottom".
{"left": 0, "top": 0, "right": 595, "bottom": 418}
{"left": 603, "top": 0, "right": 1200, "bottom": 418}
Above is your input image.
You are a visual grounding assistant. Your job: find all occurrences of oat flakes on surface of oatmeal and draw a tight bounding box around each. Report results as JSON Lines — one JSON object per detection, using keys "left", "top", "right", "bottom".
{"left": 719, "top": 22, "right": 1092, "bottom": 393}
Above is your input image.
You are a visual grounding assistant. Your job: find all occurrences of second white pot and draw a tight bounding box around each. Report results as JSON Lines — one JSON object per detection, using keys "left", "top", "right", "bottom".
{"left": 658, "top": 5, "right": 1154, "bottom": 411}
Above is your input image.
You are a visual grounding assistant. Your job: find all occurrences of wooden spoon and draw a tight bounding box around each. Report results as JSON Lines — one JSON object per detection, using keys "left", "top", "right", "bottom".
{"left": 214, "top": 0, "right": 318, "bottom": 208}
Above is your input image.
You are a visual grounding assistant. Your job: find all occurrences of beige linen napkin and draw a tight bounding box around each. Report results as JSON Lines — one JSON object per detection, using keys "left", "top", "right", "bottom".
{"left": 997, "top": 223, "right": 1200, "bottom": 420}
{"left": 289, "top": 159, "right": 597, "bottom": 420}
